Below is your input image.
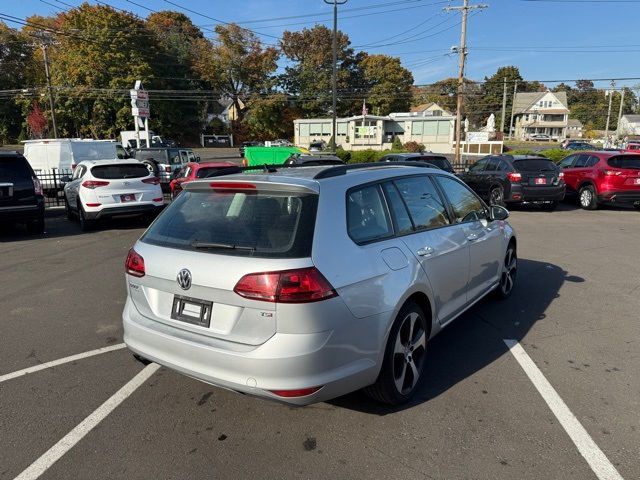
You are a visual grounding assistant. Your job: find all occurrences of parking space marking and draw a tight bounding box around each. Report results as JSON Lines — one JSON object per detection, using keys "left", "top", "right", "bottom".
{"left": 13, "top": 362, "right": 160, "bottom": 480}
{"left": 504, "top": 339, "right": 624, "bottom": 480}
{"left": 0, "top": 343, "right": 126, "bottom": 384}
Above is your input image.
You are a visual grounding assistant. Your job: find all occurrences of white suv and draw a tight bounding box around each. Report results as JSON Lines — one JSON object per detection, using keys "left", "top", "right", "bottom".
{"left": 123, "top": 163, "right": 517, "bottom": 405}
{"left": 64, "top": 160, "right": 164, "bottom": 230}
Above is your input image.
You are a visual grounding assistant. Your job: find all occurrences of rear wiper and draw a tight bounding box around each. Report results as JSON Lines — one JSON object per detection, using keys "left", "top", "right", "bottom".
{"left": 191, "top": 241, "right": 255, "bottom": 252}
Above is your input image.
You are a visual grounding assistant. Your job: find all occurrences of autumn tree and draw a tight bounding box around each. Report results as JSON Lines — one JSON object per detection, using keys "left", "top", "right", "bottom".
{"left": 280, "top": 25, "right": 363, "bottom": 118}
{"left": 244, "top": 94, "right": 300, "bottom": 141}
{"left": 27, "top": 103, "right": 48, "bottom": 138}
{"left": 359, "top": 54, "right": 413, "bottom": 115}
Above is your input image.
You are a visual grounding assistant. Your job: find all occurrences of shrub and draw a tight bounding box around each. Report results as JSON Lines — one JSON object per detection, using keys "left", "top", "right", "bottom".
{"left": 391, "top": 136, "right": 403, "bottom": 151}
{"left": 348, "top": 149, "right": 390, "bottom": 163}
{"left": 334, "top": 146, "right": 351, "bottom": 163}
{"left": 506, "top": 148, "right": 572, "bottom": 163}
{"left": 403, "top": 141, "right": 425, "bottom": 153}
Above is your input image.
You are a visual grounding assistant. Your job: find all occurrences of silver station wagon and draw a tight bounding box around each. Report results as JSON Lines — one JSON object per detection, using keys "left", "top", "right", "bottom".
{"left": 123, "top": 163, "right": 517, "bottom": 405}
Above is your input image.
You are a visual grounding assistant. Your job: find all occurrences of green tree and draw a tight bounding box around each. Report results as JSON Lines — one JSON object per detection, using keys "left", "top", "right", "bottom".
{"left": 244, "top": 94, "right": 299, "bottom": 141}
{"left": 359, "top": 54, "right": 413, "bottom": 115}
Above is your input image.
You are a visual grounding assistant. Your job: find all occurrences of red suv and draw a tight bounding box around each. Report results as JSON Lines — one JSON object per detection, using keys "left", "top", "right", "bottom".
{"left": 169, "top": 161, "right": 237, "bottom": 198}
{"left": 558, "top": 151, "right": 640, "bottom": 209}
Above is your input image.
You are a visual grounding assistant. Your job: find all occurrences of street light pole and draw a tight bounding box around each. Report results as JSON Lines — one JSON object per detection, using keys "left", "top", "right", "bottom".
{"left": 40, "top": 42, "right": 58, "bottom": 139}
{"left": 324, "top": 0, "right": 347, "bottom": 150}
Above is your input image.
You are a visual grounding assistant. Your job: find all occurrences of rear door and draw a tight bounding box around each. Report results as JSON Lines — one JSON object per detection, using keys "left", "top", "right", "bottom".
{"left": 386, "top": 176, "right": 470, "bottom": 323}
{"left": 130, "top": 183, "right": 319, "bottom": 345}
{"left": 458, "top": 157, "right": 488, "bottom": 195}
{"left": 0, "top": 156, "right": 36, "bottom": 208}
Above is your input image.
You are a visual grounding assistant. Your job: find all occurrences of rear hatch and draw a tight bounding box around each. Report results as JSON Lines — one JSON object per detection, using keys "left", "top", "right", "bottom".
{"left": 605, "top": 155, "right": 640, "bottom": 190}
{"left": 128, "top": 180, "right": 319, "bottom": 346}
{"left": 513, "top": 158, "right": 562, "bottom": 187}
{"left": 88, "top": 163, "right": 161, "bottom": 206}
{"left": 0, "top": 156, "right": 37, "bottom": 208}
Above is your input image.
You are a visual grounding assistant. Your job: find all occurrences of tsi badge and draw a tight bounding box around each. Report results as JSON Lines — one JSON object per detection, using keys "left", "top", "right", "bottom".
{"left": 177, "top": 268, "right": 192, "bottom": 290}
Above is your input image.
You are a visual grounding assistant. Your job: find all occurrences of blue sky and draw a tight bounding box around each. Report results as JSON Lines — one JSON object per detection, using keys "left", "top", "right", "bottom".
{"left": 7, "top": 0, "right": 640, "bottom": 89}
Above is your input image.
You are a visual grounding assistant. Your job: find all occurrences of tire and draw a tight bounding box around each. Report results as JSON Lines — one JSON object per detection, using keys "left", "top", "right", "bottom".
{"left": 143, "top": 161, "right": 159, "bottom": 176}
{"left": 489, "top": 186, "right": 505, "bottom": 206}
{"left": 64, "top": 197, "right": 74, "bottom": 220}
{"left": 26, "top": 216, "right": 45, "bottom": 234}
{"left": 77, "top": 202, "right": 94, "bottom": 231}
{"left": 364, "top": 302, "right": 428, "bottom": 405}
{"left": 133, "top": 353, "right": 152, "bottom": 365}
{"left": 495, "top": 243, "right": 517, "bottom": 300}
{"left": 579, "top": 185, "right": 598, "bottom": 210}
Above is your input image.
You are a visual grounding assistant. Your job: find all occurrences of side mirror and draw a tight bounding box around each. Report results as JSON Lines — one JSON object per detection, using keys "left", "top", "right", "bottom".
{"left": 196, "top": 156, "right": 201, "bottom": 162}
{"left": 489, "top": 205, "right": 509, "bottom": 221}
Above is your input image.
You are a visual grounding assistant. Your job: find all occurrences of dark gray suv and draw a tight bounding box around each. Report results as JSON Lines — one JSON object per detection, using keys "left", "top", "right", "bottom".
{"left": 0, "top": 152, "right": 45, "bottom": 233}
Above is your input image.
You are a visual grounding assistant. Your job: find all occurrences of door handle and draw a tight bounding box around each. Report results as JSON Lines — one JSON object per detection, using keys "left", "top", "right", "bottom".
{"left": 416, "top": 246, "right": 434, "bottom": 257}
{"left": 466, "top": 231, "right": 486, "bottom": 242}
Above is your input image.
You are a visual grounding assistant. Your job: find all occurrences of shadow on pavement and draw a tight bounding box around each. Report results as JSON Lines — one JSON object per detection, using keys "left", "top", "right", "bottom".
{"left": 330, "top": 258, "right": 584, "bottom": 414}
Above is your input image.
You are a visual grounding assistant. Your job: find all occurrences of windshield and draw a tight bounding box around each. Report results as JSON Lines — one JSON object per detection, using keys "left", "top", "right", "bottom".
{"left": 91, "top": 164, "right": 150, "bottom": 179}
{"left": 607, "top": 155, "right": 640, "bottom": 169}
{"left": 513, "top": 159, "right": 558, "bottom": 172}
{"left": 142, "top": 189, "right": 318, "bottom": 258}
{"left": 71, "top": 142, "right": 118, "bottom": 161}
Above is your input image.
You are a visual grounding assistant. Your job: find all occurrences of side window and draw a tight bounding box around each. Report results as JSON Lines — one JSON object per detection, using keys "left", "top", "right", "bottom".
{"left": 498, "top": 160, "right": 512, "bottom": 171}
{"left": 392, "top": 176, "right": 449, "bottom": 231}
{"left": 468, "top": 158, "right": 488, "bottom": 172}
{"left": 586, "top": 155, "right": 599, "bottom": 167}
{"left": 574, "top": 155, "right": 589, "bottom": 168}
{"left": 485, "top": 157, "right": 500, "bottom": 171}
{"left": 179, "top": 150, "right": 189, "bottom": 164}
{"left": 347, "top": 184, "right": 393, "bottom": 244}
{"left": 382, "top": 182, "right": 413, "bottom": 235}
{"left": 187, "top": 151, "right": 196, "bottom": 162}
{"left": 436, "top": 176, "right": 486, "bottom": 223}
{"left": 558, "top": 155, "right": 576, "bottom": 169}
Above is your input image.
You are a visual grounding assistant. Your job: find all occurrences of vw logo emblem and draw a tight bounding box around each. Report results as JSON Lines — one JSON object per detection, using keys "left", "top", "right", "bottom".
{"left": 177, "top": 268, "right": 192, "bottom": 290}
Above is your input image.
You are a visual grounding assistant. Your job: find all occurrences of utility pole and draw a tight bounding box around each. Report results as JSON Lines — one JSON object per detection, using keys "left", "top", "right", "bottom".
{"left": 324, "top": 0, "right": 347, "bottom": 151}
{"left": 616, "top": 87, "right": 625, "bottom": 139}
{"left": 445, "top": 0, "right": 488, "bottom": 163}
{"left": 508, "top": 80, "right": 518, "bottom": 140}
{"left": 500, "top": 77, "right": 507, "bottom": 134}
{"left": 604, "top": 80, "right": 615, "bottom": 143}
{"left": 40, "top": 40, "right": 58, "bottom": 138}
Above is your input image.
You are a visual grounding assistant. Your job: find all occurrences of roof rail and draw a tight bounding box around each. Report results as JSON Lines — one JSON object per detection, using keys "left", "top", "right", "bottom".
{"left": 312, "top": 161, "right": 436, "bottom": 180}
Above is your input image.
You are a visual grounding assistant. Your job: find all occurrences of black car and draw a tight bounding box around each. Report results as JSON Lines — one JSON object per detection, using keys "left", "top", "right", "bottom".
{"left": 282, "top": 154, "right": 344, "bottom": 166}
{"left": 457, "top": 154, "right": 565, "bottom": 210}
{"left": 379, "top": 153, "right": 454, "bottom": 173}
{"left": 0, "top": 152, "right": 45, "bottom": 233}
{"left": 239, "top": 141, "right": 263, "bottom": 158}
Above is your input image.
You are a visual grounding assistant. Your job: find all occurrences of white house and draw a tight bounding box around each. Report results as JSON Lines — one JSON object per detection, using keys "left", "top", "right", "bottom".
{"left": 293, "top": 111, "right": 456, "bottom": 153}
{"left": 618, "top": 115, "right": 640, "bottom": 137}
{"left": 513, "top": 91, "right": 570, "bottom": 141}
{"left": 567, "top": 119, "right": 584, "bottom": 138}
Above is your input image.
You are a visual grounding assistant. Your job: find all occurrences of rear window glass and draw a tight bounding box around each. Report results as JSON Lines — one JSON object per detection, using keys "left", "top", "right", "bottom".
{"left": 91, "top": 164, "right": 149, "bottom": 179}
{"left": 136, "top": 150, "right": 168, "bottom": 162}
{"left": 142, "top": 189, "right": 317, "bottom": 258}
{"left": 195, "top": 167, "right": 230, "bottom": 178}
{"left": 423, "top": 157, "right": 451, "bottom": 171}
{"left": 608, "top": 156, "right": 640, "bottom": 169}
{"left": 0, "top": 157, "right": 32, "bottom": 181}
{"left": 513, "top": 159, "right": 558, "bottom": 172}
{"left": 347, "top": 184, "right": 393, "bottom": 244}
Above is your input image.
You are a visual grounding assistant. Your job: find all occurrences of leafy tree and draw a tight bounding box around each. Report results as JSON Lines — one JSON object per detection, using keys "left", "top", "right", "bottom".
{"left": 359, "top": 54, "right": 413, "bottom": 115}
{"left": 280, "top": 25, "right": 363, "bottom": 117}
{"left": 243, "top": 94, "right": 299, "bottom": 141}
{"left": 27, "top": 103, "right": 48, "bottom": 138}
{"left": 413, "top": 78, "right": 482, "bottom": 125}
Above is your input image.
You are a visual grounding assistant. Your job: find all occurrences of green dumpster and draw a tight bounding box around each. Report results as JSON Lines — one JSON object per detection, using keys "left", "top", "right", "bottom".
{"left": 242, "top": 146, "right": 305, "bottom": 167}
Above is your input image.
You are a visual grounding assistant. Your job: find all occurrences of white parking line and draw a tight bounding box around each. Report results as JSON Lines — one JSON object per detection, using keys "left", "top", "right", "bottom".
{"left": 0, "top": 344, "right": 126, "bottom": 384}
{"left": 504, "top": 339, "right": 624, "bottom": 480}
{"left": 14, "top": 362, "right": 160, "bottom": 480}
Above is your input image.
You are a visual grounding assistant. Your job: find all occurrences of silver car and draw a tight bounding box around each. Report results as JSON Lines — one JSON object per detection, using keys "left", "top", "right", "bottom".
{"left": 123, "top": 163, "right": 517, "bottom": 405}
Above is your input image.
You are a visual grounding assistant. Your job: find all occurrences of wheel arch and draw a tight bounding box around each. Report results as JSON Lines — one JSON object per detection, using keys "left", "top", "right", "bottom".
{"left": 577, "top": 180, "right": 597, "bottom": 194}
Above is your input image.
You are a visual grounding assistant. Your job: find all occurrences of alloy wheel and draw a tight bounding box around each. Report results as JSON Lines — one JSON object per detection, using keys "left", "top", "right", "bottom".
{"left": 490, "top": 187, "right": 504, "bottom": 206}
{"left": 392, "top": 312, "right": 427, "bottom": 395}
{"left": 500, "top": 247, "right": 517, "bottom": 296}
{"left": 580, "top": 189, "right": 592, "bottom": 207}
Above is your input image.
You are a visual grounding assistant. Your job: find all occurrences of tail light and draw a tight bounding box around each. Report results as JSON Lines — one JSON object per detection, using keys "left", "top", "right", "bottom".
{"left": 125, "top": 248, "right": 145, "bottom": 277}
{"left": 142, "top": 177, "right": 160, "bottom": 185}
{"left": 210, "top": 182, "right": 257, "bottom": 194}
{"left": 32, "top": 177, "right": 43, "bottom": 196}
{"left": 234, "top": 267, "right": 337, "bottom": 303}
{"left": 558, "top": 172, "right": 564, "bottom": 180}
{"left": 82, "top": 180, "right": 110, "bottom": 189}
{"left": 165, "top": 166, "right": 172, "bottom": 173}
{"left": 152, "top": 197, "right": 163, "bottom": 202}
{"left": 507, "top": 172, "right": 522, "bottom": 183}
{"left": 269, "top": 386, "right": 322, "bottom": 398}
{"left": 603, "top": 170, "right": 622, "bottom": 176}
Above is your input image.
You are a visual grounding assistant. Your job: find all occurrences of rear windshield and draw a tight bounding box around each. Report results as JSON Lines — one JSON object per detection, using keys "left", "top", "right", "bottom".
{"left": 608, "top": 155, "right": 640, "bottom": 169}
{"left": 513, "top": 159, "right": 558, "bottom": 172}
{"left": 422, "top": 157, "right": 451, "bottom": 170}
{"left": 91, "top": 164, "right": 150, "bottom": 179}
{"left": 196, "top": 167, "right": 233, "bottom": 178}
{"left": 0, "top": 157, "right": 32, "bottom": 181}
{"left": 136, "top": 150, "right": 168, "bottom": 162}
{"left": 142, "top": 189, "right": 318, "bottom": 258}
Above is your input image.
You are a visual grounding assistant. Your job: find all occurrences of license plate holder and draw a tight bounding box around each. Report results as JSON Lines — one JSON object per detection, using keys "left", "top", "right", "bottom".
{"left": 120, "top": 193, "right": 136, "bottom": 202}
{"left": 534, "top": 177, "right": 547, "bottom": 185}
{"left": 171, "top": 295, "right": 212, "bottom": 328}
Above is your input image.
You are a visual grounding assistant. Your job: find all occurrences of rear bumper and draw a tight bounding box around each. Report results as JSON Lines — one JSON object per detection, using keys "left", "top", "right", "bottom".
{"left": 122, "top": 297, "right": 379, "bottom": 405}
{"left": 0, "top": 201, "right": 44, "bottom": 222}
{"left": 507, "top": 184, "right": 565, "bottom": 203}
{"left": 85, "top": 203, "right": 164, "bottom": 220}
{"left": 598, "top": 191, "right": 640, "bottom": 205}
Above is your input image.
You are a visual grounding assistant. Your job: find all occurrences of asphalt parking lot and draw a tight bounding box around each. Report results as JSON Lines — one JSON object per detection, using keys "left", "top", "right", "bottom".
{"left": 1, "top": 204, "right": 638, "bottom": 480}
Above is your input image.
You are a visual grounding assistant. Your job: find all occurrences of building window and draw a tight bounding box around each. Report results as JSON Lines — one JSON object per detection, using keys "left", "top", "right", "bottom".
{"left": 321, "top": 123, "right": 332, "bottom": 136}
{"left": 300, "top": 124, "right": 310, "bottom": 136}
{"left": 337, "top": 122, "right": 347, "bottom": 136}
{"left": 437, "top": 120, "right": 450, "bottom": 136}
{"left": 412, "top": 121, "right": 423, "bottom": 135}
{"left": 309, "top": 123, "right": 322, "bottom": 136}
